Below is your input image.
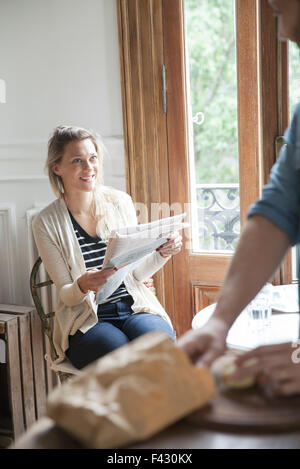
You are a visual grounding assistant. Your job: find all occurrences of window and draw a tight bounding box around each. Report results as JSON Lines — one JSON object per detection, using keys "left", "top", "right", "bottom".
{"left": 289, "top": 41, "right": 300, "bottom": 119}
{"left": 184, "top": 0, "right": 240, "bottom": 253}
{"left": 118, "top": 0, "right": 291, "bottom": 336}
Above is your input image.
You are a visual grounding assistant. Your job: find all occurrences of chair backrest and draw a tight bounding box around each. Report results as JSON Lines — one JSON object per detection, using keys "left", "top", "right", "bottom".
{"left": 30, "top": 256, "right": 58, "bottom": 361}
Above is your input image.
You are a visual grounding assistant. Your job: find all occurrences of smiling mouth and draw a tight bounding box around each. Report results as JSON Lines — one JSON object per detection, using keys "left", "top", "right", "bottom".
{"left": 80, "top": 175, "right": 96, "bottom": 182}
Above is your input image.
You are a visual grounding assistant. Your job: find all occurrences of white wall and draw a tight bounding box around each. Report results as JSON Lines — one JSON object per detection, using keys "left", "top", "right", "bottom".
{"left": 0, "top": 0, "right": 125, "bottom": 305}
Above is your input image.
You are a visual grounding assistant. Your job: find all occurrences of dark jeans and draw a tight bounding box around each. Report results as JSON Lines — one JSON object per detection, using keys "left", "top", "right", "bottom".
{"left": 66, "top": 297, "right": 175, "bottom": 369}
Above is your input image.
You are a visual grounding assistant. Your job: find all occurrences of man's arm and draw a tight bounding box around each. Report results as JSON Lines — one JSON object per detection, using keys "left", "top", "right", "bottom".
{"left": 178, "top": 214, "right": 291, "bottom": 367}
{"left": 213, "top": 214, "right": 291, "bottom": 329}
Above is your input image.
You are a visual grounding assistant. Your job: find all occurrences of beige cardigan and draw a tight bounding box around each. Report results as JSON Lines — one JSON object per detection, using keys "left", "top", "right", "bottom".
{"left": 32, "top": 187, "right": 173, "bottom": 363}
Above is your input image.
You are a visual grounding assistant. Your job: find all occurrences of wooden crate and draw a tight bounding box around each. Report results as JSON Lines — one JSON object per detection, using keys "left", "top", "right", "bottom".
{"left": 0, "top": 305, "right": 48, "bottom": 442}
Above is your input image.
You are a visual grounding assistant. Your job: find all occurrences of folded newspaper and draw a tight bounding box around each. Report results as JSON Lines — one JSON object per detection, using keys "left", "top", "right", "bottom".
{"left": 96, "top": 213, "right": 188, "bottom": 304}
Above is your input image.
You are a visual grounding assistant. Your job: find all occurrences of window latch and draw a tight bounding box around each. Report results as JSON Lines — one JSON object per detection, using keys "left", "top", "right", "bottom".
{"left": 275, "top": 136, "right": 286, "bottom": 160}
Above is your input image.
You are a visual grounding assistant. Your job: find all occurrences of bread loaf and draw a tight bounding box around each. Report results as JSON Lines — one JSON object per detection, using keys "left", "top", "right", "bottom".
{"left": 211, "top": 353, "right": 256, "bottom": 389}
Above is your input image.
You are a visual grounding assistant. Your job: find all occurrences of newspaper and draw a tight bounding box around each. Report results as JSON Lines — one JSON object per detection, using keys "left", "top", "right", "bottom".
{"left": 96, "top": 213, "right": 188, "bottom": 304}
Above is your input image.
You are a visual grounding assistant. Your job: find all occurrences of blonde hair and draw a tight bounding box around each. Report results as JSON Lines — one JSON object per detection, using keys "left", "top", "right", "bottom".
{"left": 46, "top": 125, "right": 104, "bottom": 197}
{"left": 46, "top": 125, "right": 121, "bottom": 239}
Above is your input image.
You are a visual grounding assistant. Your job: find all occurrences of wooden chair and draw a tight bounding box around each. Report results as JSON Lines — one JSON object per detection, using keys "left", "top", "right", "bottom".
{"left": 30, "top": 257, "right": 80, "bottom": 384}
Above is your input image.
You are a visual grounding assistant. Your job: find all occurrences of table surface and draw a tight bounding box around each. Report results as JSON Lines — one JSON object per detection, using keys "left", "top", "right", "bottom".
{"left": 192, "top": 303, "right": 299, "bottom": 350}
{"left": 10, "top": 416, "right": 300, "bottom": 449}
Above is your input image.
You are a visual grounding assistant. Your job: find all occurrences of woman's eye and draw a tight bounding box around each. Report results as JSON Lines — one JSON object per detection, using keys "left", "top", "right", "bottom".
{"left": 91, "top": 155, "right": 98, "bottom": 160}
{"left": 73, "top": 159, "right": 81, "bottom": 163}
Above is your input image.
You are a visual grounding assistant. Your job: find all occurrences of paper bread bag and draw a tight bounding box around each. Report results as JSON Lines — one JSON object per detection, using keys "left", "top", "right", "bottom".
{"left": 47, "top": 331, "right": 216, "bottom": 448}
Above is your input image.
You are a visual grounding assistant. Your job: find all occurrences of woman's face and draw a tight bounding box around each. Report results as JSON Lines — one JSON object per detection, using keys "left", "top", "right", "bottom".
{"left": 53, "top": 138, "right": 99, "bottom": 195}
{"left": 269, "top": 0, "right": 300, "bottom": 46}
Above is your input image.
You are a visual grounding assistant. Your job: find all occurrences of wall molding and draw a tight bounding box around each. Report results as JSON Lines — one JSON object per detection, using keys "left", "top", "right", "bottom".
{"left": 0, "top": 203, "right": 17, "bottom": 303}
{"left": 0, "top": 141, "right": 47, "bottom": 161}
{"left": 26, "top": 203, "right": 60, "bottom": 317}
{"left": 0, "top": 136, "right": 125, "bottom": 184}
{"left": 26, "top": 204, "right": 48, "bottom": 270}
{"left": 0, "top": 176, "right": 48, "bottom": 182}
{"left": 0, "top": 136, "right": 124, "bottom": 160}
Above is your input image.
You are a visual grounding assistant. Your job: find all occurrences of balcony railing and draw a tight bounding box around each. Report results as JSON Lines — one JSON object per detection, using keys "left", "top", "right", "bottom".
{"left": 195, "top": 183, "right": 240, "bottom": 252}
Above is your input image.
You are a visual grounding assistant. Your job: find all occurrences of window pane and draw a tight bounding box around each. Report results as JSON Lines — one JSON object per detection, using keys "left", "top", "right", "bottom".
{"left": 184, "top": 0, "right": 239, "bottom": 253}
{"left": 289, "top": 42, "right": 300, "bottom": 281}
{"left": 289, "top": 41, "right": 300, "bottom": 119}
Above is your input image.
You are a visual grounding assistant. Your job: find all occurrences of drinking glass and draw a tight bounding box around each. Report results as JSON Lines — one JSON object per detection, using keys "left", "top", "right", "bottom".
{"left": 247, "top": 284, "right": 272, "bottom": 332}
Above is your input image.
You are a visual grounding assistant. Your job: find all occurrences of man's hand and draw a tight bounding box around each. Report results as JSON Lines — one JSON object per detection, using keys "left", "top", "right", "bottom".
{"left": 233, "top": 342, "right": 300, "bottom": 396}
{"left": 177, "top": 317, "right": 229, "bottom": 368}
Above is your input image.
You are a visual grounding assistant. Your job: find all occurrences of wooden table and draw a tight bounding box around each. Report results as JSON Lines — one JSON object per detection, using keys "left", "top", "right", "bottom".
{"left": 10, "top": 415, "right": 300, "bottom": 449}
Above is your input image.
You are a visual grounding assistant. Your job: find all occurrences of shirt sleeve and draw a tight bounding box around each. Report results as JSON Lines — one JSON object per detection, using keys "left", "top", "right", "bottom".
{"left": 248, "top": 104, "right": 300, "bottom": 246}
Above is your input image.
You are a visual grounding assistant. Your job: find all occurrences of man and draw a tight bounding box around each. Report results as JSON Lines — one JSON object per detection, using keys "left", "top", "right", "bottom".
{"left": 178, "top": 0, "right": 300, "bottom": 396}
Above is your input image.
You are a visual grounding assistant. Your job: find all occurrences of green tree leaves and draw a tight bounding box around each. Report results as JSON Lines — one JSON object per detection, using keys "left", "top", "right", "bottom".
{"left": 185, "top": 0, "right": 238, "bottom": 184}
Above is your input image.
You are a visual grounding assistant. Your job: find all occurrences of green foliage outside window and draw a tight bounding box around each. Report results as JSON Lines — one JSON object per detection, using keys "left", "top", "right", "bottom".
{"left": 185, "top": 0, "right": 300, "bottom": 187}
{"left": 185, "top": 0, "right": 300, "bottom": 252}
{"left": 185, "top": 0, "right": 238, "bottom": 184}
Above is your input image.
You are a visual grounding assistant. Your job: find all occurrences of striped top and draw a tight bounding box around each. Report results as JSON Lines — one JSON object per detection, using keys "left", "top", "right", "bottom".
{"left": 69, "top": 211, "right": 131, "bottom": 304}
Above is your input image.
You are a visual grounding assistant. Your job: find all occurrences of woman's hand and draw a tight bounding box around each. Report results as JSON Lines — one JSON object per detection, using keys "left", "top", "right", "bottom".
{"left": 77, "top": 268, "right": 116, "bottom": 294}
{"left": 157, "top": 231, "right": 182, "bottom": 258}
{"left": 233, "top": 342, "right": 300, "bottom": 397}
{"left": 177, "top": 317, "right": 229, "bottom": 367}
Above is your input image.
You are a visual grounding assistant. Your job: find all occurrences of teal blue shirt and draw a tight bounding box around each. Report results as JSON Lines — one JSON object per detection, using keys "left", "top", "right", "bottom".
{"left": 249, "top": 104, "right": 300, "bottom": 333}
{"left": 249, "top": 102, "right": 300, "bottom": 246}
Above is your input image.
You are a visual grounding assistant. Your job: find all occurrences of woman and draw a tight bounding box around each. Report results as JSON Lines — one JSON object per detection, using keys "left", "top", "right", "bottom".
{"left": 178, "top": 0, "right": 300, "bottom": 397}
{"left": 33, "top": 125, "right": 182, "bottom": 369}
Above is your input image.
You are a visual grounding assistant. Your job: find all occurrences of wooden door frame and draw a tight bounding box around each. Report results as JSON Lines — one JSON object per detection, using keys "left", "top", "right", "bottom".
{"left": 117, "top": 0, "right": 292, "bottom": 337}
{"left": 162, "top": 0, "right": 194, "bottom": 334}
{"left": 258, "top": 0, "right": 291, "bottom": 284}
{"left": 117, "top": 0, "right": 177, "bottom": 330}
